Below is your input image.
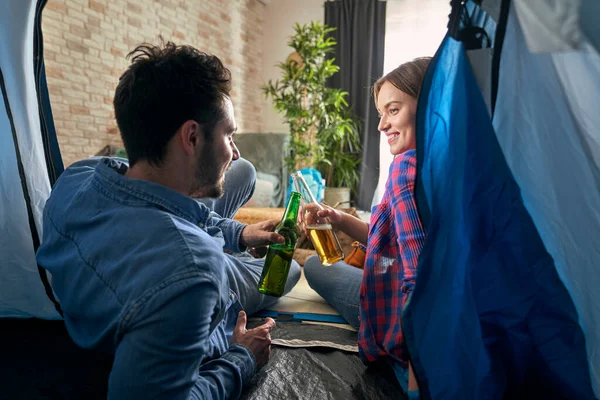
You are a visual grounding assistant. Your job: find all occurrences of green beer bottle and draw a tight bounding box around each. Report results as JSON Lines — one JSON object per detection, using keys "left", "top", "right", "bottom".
{"left": 257, "top": 191, "right": 301, "bottom": 297}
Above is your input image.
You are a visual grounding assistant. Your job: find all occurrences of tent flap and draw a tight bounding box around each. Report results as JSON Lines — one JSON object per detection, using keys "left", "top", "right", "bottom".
{"left": 406, "top": 31, "right": 595, "bottom": 399}
{"left": 581, "top": 0, "right": 600, "bottom": 54}
{"left": 513, "top": 0, "right": 581, "bottom": 53}
{"left": 0, "top": 0, "right": 61, "bottom": 319}
{"left": 493, "top": 5, "right": 600, "bottom": 396}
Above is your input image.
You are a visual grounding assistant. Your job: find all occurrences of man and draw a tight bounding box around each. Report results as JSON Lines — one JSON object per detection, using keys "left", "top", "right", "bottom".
{"left": 36, "top": 40, "right": 301, "bottom": 399}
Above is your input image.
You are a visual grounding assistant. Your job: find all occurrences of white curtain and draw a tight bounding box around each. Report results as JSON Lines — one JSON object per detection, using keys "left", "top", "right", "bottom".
{"left": 373, "top": 0, "right": 448, "bottom": 208}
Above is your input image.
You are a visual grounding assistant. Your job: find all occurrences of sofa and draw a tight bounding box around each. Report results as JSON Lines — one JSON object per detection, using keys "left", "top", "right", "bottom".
{"left": 235, "top": 132, "right": 290, "bottom": 208}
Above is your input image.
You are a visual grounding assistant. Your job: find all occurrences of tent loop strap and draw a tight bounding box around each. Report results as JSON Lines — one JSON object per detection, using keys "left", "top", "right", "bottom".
{"left": 448, "top": 0, "right": 465, "bottom": 39}
{"left": 448, "top": 0, "right": 491, "bottom": 50}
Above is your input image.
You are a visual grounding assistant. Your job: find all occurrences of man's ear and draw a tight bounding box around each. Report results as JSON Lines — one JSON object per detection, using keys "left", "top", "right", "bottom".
{"left": 177, "top": 120, "right": 204, "bottom": 156}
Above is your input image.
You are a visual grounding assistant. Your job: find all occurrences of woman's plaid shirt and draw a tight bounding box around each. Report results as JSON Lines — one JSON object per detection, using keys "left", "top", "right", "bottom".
{"left": 358, "top": 149, "right": 426, "bottom": 367}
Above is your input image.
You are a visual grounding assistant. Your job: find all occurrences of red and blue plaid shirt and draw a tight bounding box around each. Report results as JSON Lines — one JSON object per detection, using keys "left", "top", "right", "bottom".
{"left": 358, "top": 149, "right": 426, "bottom": 367}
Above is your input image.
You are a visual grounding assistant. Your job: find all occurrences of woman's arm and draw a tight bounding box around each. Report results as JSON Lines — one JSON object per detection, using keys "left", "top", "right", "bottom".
{"left": 389, "top": 153, "right": 426, "bottom": 291}
{"left": 335, "top": 211, "right": 369, "bottom": 244}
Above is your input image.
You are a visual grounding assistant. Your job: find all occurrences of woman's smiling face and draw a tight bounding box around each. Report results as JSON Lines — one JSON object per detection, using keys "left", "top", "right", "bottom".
{"left": 376, "top": 81, "right": 417, "bottom": 156}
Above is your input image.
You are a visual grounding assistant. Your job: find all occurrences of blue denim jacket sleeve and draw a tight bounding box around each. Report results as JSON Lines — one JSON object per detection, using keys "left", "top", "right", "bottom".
{"left": 108, "top": 272, "right": 256, "bottom": 400}
{"left": 206, "top": 211, "right": 248, "bottom": 253}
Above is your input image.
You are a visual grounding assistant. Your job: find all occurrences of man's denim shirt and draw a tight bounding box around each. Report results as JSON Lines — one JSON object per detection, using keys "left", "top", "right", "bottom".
{"left": 36, "top": 158, "right": 255, "bottom": 399}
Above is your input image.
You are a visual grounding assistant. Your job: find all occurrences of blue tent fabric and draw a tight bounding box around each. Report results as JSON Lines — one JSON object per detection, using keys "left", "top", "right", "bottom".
{"left": 404, "top": 35, "right": 595, "bottom": 399}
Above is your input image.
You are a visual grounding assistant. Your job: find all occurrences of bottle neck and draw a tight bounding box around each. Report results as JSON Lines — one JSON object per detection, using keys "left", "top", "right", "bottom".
{"left": 282, "top": 191, "right": 301, "bottom": 225}
{"left": 292, "top": 172, "right": 319, "bottom": 205}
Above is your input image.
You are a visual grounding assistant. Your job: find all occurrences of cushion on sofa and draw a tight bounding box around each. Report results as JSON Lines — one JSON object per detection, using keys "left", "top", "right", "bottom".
{"left": 235, "top": 133, "right": 289, "bottom": 207}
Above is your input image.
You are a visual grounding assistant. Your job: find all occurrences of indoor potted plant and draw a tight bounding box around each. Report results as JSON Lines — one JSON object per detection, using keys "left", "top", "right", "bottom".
{"left": 263, "top": 21, "right": 361, "bottom": 204}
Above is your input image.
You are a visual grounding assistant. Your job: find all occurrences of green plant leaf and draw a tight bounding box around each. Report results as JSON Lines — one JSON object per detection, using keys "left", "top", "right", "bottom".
{"left": 262, "top": 21, "right": 362, "bottom": 192}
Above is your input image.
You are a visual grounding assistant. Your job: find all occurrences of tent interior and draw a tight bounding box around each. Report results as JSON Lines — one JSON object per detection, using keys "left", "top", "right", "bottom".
{"left": 1, "top": 0, "right": 599, "bottom": 398}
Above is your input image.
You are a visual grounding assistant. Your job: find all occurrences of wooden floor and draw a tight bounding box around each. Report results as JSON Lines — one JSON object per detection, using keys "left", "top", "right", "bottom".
{"left": 270, "top": 268, "right": 337, "bottom": 314}
{"left": 266, "top": 268, "right": 357, "bottom": 331}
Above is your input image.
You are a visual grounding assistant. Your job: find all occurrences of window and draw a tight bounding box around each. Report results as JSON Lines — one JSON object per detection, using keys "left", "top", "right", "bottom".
{"left": 372, "top": 0, "right": 449, "bottom": 207}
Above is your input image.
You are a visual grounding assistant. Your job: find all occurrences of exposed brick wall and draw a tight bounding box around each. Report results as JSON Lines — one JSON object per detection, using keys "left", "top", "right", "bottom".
{"left": 42, "top": 0, "right": 266, "bottom": 166}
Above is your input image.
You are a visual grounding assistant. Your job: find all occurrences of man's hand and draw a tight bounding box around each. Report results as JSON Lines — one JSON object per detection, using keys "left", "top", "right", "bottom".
{"left": 240, "top": 219, "right": 284, "bottom": 249}
{"left": 231, "top": 311, "right": 276, "bottom": 369}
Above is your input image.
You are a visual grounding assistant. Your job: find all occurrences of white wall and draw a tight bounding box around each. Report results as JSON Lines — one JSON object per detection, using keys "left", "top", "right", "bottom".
{"left": 261, "top": 0, "right": 324, "bottom": 133}
{"left": 373, "top": 0, "right": 449, "bottom": 206}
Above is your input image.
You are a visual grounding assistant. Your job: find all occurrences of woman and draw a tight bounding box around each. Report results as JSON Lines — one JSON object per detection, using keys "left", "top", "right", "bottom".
{"left": 303, "top": 57, "right": 431, "bottom": 399}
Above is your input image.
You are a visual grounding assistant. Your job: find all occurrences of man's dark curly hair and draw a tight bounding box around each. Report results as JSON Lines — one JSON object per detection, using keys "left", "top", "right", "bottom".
{"left": 113, "top": 38, "right": 232, "bottom": 166}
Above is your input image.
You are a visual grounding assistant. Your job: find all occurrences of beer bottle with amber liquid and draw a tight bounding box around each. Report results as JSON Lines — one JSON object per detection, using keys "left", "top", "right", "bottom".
{"left": 292, "top": 171, "right": 344, "bottom": 266}
{"left": 257, "top": 191, "right": 301, "bottom": 297}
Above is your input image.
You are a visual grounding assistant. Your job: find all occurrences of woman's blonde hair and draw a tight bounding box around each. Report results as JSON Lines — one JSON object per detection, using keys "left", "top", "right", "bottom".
{"left": 373, "top": 57, "right": 432, "bottom": 103}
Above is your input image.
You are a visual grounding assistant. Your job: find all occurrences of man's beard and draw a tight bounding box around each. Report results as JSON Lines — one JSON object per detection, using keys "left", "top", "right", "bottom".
{"left": 190, "top": 149, "right": 227, "bottom": 199}
{"left": 191, "top": 138, "right": 227, "bottom": 199}
{"left": 191, "top": 177, "right": 224, "bottom": 199}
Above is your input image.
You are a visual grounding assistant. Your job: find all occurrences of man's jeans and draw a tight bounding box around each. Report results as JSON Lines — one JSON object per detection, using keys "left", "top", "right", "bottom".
{"left": 199, "top": 158, "right": 301, "bottom": 316}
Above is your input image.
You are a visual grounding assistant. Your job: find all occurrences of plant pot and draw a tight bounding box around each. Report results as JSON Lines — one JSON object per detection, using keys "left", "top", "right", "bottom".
{"left": 324, "top": 187, "right": 351, "bottom": 207}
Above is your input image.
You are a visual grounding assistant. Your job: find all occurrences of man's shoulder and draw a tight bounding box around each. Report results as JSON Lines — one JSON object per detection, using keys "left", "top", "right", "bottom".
{"left": 57, "top": 157, "right": 111, "bottom": 184}
{"left": 40, "top": 158, "right": 227, "bottom": 296}
{"left": 45, "top": 157, "right": 111, "bottom": 212}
